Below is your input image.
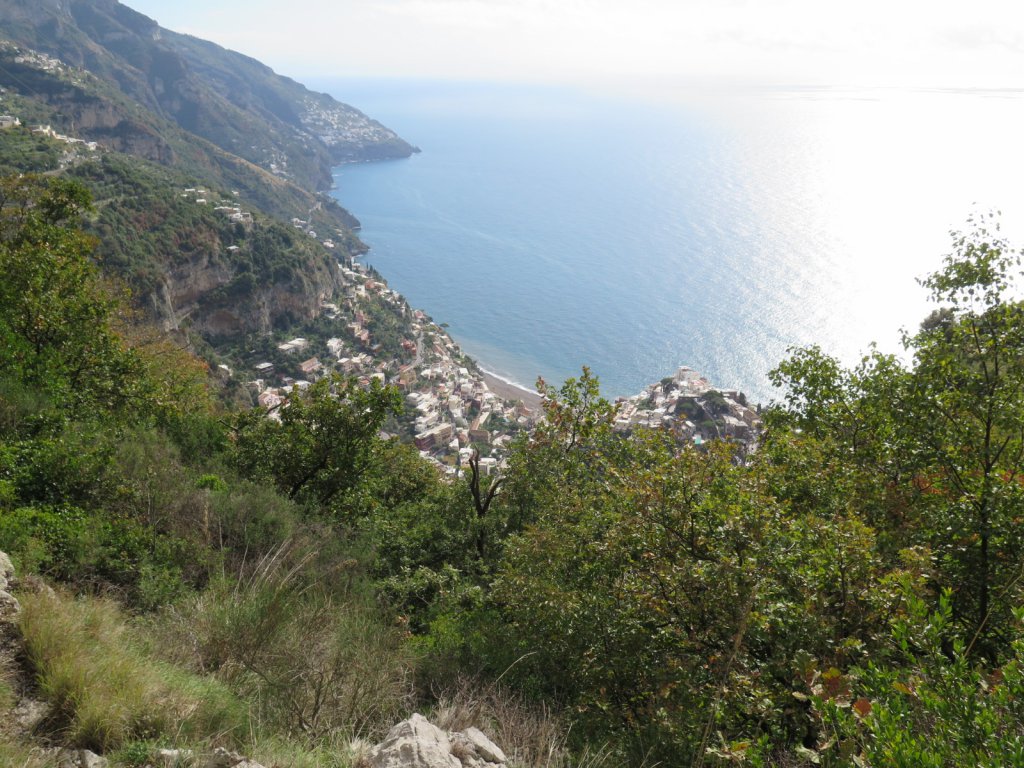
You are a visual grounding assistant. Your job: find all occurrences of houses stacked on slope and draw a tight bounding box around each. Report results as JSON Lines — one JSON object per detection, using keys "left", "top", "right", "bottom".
{"left": 247, "top": 259, "right": 536, "bottom": 476}
{"left": 615, "top": 366, "right": 760, "bottom": 448}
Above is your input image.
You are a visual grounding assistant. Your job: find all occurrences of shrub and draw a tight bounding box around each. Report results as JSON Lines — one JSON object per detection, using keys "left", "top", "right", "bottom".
{"left": 763, "top": 593, "right": 1024, "bottom": 768}
{"left": 0, "top": 505, "right": 189, "bottom": 607}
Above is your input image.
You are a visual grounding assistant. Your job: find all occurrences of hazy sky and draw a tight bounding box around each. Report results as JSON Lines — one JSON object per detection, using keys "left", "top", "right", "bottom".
{"left": 124, "top": 0, "right": 1024, "bottom": 88}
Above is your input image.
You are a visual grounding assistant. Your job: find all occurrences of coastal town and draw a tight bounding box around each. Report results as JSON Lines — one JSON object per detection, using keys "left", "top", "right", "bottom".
{"left": 246, "top": 253, "right": 540, "bottom": 477}
{"left": 613, "top": 366, "right": 761, "bottom": 446}
{"left": 244, "top": 248, "right": 761, "bottom": 476}
{"left": 299, "top": 94, "right": 409, "bottom": 155}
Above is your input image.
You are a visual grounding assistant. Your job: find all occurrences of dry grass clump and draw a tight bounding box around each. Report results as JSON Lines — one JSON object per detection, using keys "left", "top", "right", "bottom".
{"left": 0, "top": 738, "right": 56, "bottom": 768}
{"left": 151, "top": 546, "right": 417, "bottom": 744}
{"left": 429, "top": 676, "right": 615, "bottom": 768}
{"left": 18, "top": 590, "right": 247, "bottom": 752}
{"left": 245, "top": 731, "right": 368, "bottom": 768}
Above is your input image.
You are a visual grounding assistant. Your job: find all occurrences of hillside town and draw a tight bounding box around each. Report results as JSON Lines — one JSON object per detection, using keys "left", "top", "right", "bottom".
{"left": 246, "top": 255, "right": 538, "bottom": 477}
{"left": 299, "top": 94, "right": 409, "bottom": 153}
{"left": 614, "top": 366, "right": 761, "bottom": 447}
{"left": 243, "top": 248, "right": 761, "bottom": 477}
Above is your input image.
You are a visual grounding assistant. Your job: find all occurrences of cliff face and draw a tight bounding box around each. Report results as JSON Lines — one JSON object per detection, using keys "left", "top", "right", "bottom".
{"left": 152, "top": 237, "right": 343, "bottom": 339}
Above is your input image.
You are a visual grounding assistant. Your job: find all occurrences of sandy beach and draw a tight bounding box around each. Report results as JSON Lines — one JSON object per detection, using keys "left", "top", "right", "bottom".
{"left": 482, "top": 370, "right": 543, "bottom": 413}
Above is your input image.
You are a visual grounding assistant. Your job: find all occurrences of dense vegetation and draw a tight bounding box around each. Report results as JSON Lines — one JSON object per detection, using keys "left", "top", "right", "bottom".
{"left": 2, "top": 177, "right": 1024, "bottom": 767}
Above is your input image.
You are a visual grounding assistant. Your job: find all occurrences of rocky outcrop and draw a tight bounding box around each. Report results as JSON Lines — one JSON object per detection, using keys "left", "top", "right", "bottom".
{"left": 366, "top": 714, "right": 507, "bottom": 768}
{"left": 0, "top": 550, "right": 19, "bottom": 622}
{"left": 0, "top": 553, "right": 53, "bottom": 742}
{"left": 151, "top": 248, "right": 341, "bottom": 338}
{"left": 51, "top": 748, "right": 109, "bottom": 768}
{"left": 0, "top": 550, "right": 14, "bottom": 589}
{"left": 450, "top": 728, "right": 508, "bottom": 768}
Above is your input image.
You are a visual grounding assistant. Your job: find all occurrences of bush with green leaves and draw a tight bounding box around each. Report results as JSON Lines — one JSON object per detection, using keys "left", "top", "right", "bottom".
{"left": 752, "top": 592, "right": 1024, "bottom": 768}
{"left": 231, "top": 374, "right": 402, "bottom": 515}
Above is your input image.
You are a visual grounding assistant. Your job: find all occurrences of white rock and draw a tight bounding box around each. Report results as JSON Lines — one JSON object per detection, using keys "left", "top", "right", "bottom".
{"left": 12, "top": 698, "right": 48, "bottom": 731}
{"left": 367, "top": 713, "right": 461, "bottom": 768}
{"left": 158, "top": 748, "right": 194, "bottom": 767}
{"left": 460, "top": 727, "right": 507, "bottom": 765}
{"left": 0, "top": 550, "right": 14, "bottom": 590}
{"left": 79, "top": 751, "right": 109, "bottom": 768}
{"left": 0, "top": 589, "right": 20, "bottom": 620}
{"left": 55, "top": 749, "right": 109, "bottom": 768}
{"left": 205, "top": 748, "right": 243, "bottom": 767}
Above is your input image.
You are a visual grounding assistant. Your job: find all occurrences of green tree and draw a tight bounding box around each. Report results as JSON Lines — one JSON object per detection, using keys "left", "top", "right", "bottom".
{"left": 0, "top": 175, "right": 141, "bottom": 418}
{"left": 487, "top": 371, "right": 885, "bottom": 764}
{"left": 769, "top": 214, "right": 1024, "bottom": 658}
{"left": 905, "top": 214, "right": 1024, "bottom": 656}
{"left": 232, "top": 374, "right": 402, "bottom": 513}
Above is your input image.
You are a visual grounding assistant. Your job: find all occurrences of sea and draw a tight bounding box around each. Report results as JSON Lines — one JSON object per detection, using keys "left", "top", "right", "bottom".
{"left": 313, "top": 79, "right": 1024, "bottom": 404}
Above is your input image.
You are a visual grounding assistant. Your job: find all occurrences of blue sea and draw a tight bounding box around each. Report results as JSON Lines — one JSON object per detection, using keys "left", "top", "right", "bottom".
{"left": 314, "top": 79, "right": 1024, "bottom": 403}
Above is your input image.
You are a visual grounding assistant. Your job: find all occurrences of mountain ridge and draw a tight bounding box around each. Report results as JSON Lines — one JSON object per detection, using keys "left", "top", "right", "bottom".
{"left": 0, "top": 0, "right": 416, "bottom": 192}
{"left": 0, "top": 0, "right": 422, "bottom": 345}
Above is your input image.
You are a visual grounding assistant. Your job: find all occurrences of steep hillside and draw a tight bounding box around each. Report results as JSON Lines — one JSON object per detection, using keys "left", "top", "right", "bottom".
{"left": 0, "top": 48, "right": 358, "bottom": 338}
{"left": 0, "top": 0, "right": 416, "bottom": 191}
{"left": 0, "top": 40, "right": 361, "bottom": 229}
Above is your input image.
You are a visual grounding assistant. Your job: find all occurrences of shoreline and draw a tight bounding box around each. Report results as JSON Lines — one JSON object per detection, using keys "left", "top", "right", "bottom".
{"left": 481, "top": 368, "right": 543, "bottom": 412}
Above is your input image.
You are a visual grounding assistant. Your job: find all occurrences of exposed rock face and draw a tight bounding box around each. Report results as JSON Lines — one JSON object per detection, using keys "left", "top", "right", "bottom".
{"left": 0, "top": 551, "right": 14, "bottom": 590}
{"left": 204, "top": 746, "right": 267, "bottom": 768}
{"left": 367, "top": 714, "right": 507, "bottom": 768}
{"left": 0, "top": 552, "right": 50, "bottom": 742}
{"left": 150, "top": 248, "right": 341, "bottom": 338}
{"left": 53, "top": 749, "right": 109, "bottom": 768}
{"left": 0, "top": 550, "right": 19, "bottom": 620}
{"left": 451, "top": 728, "right": 507, "bottom": 767}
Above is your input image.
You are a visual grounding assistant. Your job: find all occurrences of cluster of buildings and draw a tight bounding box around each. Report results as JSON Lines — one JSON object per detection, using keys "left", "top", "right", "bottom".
{"left": 2, "top": 41, "right": 91, "bottom": 91}
{"left": 245, "top": 251, "right": 760, "bottom": 476}
{"left": 10, "top": 46, "right": 63, "bottom": 74}
{"left": 181, "top": 189, "right": 256, "bottom": 235}
{"left": 213, "top": 202, "right": 253, "bottom": 227}
{"left": 614, "top": 366, "right": 760, "bottom": 449}
{"left": 298, "top": 95, "right": 404, "bottom": 150}
{"left": 29, "top": 124, "right": 99, "bottom": 155}
{"left": 246, "top": 258, "right": 536, "bottom": 476}
{"left": 0, "top": 115, "right": 101, "bottom": 158}
{"left": 290, "top": 216, "right": 339, "bottom": 251}
{"left": 402, "top": 351, "right": 534, "bottom": 476}
{"left": 181, "top": 187, "right": 216, "bottom": 205}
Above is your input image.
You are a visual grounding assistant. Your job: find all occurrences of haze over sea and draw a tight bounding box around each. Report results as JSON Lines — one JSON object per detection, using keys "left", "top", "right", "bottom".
{"left": 319, "top": 79, "right": 1024, "bottom": 403}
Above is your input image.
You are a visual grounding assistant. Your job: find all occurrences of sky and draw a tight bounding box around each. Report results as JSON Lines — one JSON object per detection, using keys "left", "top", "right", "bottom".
{"left": 123, "top": 0, "right": 1024, "bottom": 89}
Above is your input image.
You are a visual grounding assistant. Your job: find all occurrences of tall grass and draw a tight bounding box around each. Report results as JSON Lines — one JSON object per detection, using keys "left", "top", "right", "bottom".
{"left": 18, "top": 590, "right": 247, "bottom": 752}
{"left": 428, "top": 676, "right": 620, "bottom": 768}
{"left": 150, "top": 546, "right": 416, "bottom": 743}
{"left": 0, "top": 737, "right": 56, "bottom": 768}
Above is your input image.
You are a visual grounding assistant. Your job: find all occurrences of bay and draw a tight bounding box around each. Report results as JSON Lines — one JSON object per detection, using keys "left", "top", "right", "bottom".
{"left": 315, "top": 79, "right": 1024, "bottom": 403}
